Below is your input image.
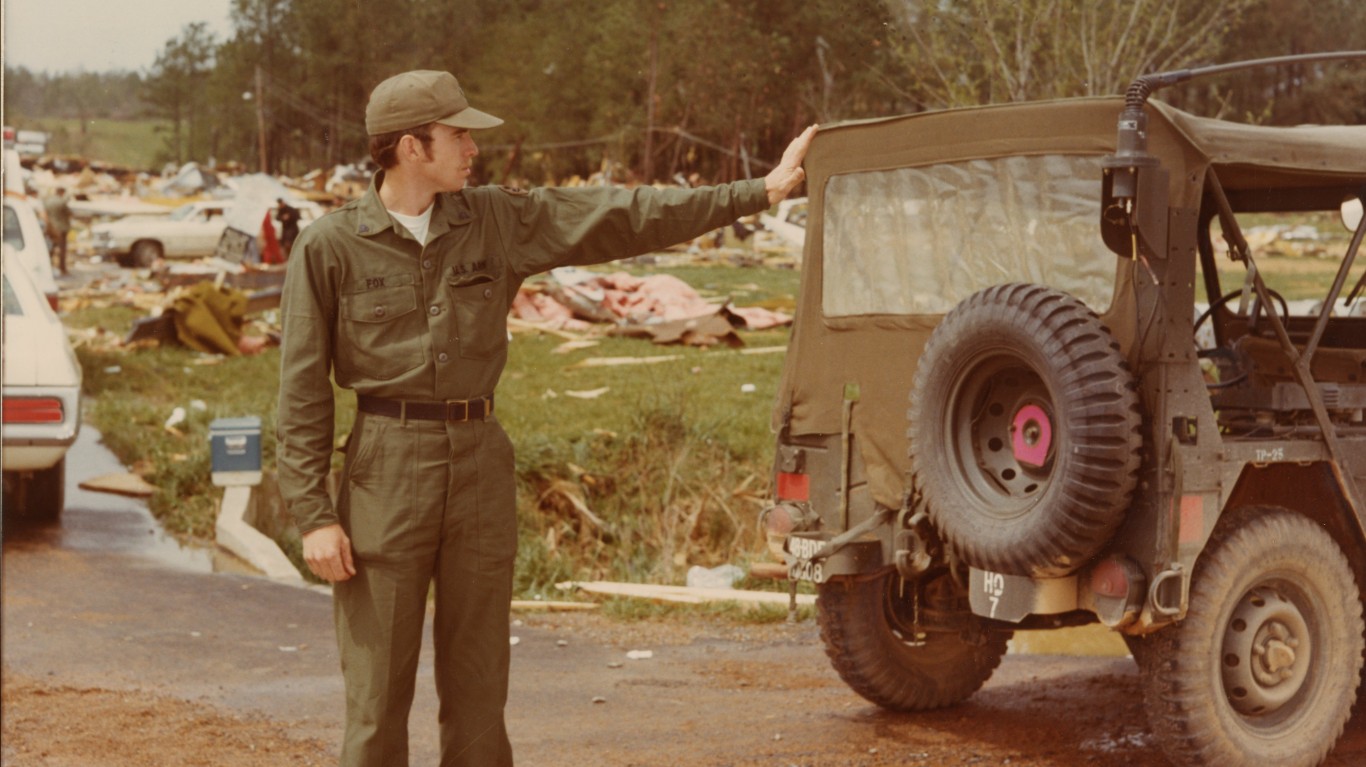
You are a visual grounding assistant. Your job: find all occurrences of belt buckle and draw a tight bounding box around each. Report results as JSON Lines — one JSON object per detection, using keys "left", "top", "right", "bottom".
{"left": 445, "top": 398, "right": 488, "bottom": 422}
{"left": 445, "top": 399, "right": 469, "bottom": 422}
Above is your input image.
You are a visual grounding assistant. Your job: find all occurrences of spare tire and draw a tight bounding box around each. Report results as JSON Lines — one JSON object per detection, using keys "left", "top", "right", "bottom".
{"left": 908, "top": 283, "right": 1142, "bottom": 577}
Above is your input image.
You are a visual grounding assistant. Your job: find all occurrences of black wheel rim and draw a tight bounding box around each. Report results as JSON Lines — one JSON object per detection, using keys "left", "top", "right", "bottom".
{"left": 945, "top": 352, "right": 1057, "bottom": 518}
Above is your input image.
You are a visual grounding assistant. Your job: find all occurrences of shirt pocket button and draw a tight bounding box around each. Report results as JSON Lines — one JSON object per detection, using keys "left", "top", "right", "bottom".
{"left": 373, "top": 306, "right": 386, "bottom": 318}
{"left": 483, "top": 288, "right": 493, "bottom": 299}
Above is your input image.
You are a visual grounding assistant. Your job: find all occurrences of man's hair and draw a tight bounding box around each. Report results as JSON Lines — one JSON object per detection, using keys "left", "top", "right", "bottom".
{"left": 369, "top": 123, "right": 436, "bottom": 169}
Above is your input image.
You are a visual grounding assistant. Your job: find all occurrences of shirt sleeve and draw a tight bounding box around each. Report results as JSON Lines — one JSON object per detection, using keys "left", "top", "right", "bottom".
{"left": 497, "top": 178, "right": 768, "bottom": 279}
{"left": 276, "top": 228, "right": 340, "bottom": 534}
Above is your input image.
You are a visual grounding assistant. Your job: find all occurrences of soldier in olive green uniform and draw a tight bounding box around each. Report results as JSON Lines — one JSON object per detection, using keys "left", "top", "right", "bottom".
{"left": 277, "top": 69, "right": 814, "bottom": 767}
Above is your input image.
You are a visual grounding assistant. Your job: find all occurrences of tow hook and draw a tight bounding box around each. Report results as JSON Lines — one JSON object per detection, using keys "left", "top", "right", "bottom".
{"left": 894, "top": 510, "right": 936, "bottom": 578}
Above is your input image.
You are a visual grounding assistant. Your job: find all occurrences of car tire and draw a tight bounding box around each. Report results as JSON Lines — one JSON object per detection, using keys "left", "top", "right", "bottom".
{"left": 130, "top": 240, "right": 163, "bottom": 268}
{"left": 908, "top": 283, "right": 1141, "bottom": 577}
{"left": 28, "top": 458, "right": 65, "bottom": 522}
{"left": 817, "top": 570, "right": 1010, "bottom": 711}
{"left": 1139, "top": 508, "right": 1363, "bottom": 767}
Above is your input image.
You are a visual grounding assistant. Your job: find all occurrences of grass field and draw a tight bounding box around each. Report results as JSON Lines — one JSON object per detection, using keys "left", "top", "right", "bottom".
{"left": 33, "top": 117, "right": 169, "bottom": 170}
{"left": 68, "top": 261, "right": 800, "bottom": 594}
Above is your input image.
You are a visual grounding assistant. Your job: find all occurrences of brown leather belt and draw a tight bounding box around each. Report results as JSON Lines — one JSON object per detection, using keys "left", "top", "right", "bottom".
{"left": 356, "top": 394, "right": 493, "bottom": 422}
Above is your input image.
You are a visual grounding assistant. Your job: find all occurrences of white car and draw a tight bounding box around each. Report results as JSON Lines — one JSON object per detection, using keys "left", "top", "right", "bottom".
{"left": 91, "top": 198, "right": 320, "bottom": 267}
{"left": 3, "top": 196, "right": 61, "bottom": 311}
{"left": 2, "top": 248, "right": 82, "bottom": 521}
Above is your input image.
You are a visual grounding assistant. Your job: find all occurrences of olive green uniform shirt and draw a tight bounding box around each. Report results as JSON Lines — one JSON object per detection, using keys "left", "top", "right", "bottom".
{"left": 277, "top": 174, "right": 768, "bottom": 534}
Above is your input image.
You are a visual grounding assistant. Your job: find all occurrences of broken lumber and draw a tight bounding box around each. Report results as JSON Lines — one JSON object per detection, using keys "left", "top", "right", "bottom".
{"left": 509, "top": 600, "right": 600, "bottom": 612}
{"left": 556, "top": 580, "right": 815, "bottom": 608}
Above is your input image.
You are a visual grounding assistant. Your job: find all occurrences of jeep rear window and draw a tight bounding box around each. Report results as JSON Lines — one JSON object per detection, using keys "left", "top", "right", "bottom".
{"left": 822, "top": 155, "right": 1116, "bottom": 316}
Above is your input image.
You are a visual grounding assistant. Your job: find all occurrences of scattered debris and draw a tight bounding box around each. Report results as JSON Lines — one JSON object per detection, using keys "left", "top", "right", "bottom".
{"left": 164, "top": 407, "right": 187, "bottom": 432}
{"left": 568, "top": 354, "right": 684, "bottom": 369}
{"left": 508, "top": 600, "right": 600, "bottom": 612}
{"left": 557, "top": 580, "right": 816, "bottom": 608}
{"left": 551, "top": 340, "right": 600, "bottom": 354}
{"left": 77, "top": 473, "right": 157, "bottom": 498}
{"left": 625, "top": 650, "right": 654, "bottom": 660}
{"left": 512, "top": 268, "right": 792, "bottom": 348}
{"left": 685, "top": 564, "right": 746, "bottom": 589}
{"left": 564, "top": 387, "right": 611, "bottom": 399}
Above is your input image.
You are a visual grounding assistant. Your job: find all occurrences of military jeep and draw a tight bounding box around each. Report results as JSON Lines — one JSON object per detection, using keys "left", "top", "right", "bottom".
{"left": 762, "top": 55, "right": 1366, "bottom": 766}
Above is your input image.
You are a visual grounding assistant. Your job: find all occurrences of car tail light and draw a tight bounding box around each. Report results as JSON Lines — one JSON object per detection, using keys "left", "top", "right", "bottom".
{"left": 776, "top": 471, "right": 809, "bottom": 501}
{"left": 46, "top": 293, "right": 60, "bottom": 312}
{"left": 3, "top": 397, "right": 64, "bottom": 424}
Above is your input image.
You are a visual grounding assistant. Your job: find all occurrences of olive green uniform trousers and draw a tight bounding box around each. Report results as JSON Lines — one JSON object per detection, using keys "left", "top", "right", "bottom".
{"left": 334, "top": 411, "right": 517, "bottom": 767}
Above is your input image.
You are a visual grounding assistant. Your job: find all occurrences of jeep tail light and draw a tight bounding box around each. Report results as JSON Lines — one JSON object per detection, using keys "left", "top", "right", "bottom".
{"left": 1089, "top": 557, "right": 1130, "bottom": 599}
{"left": 776, "top": 471, "right": 809, "bottom": 502}
{"left": 46, "top": 292, "right": 60, "bottom": 312}
{"left": 3, "top": 397, "right": 64, "bottom": 424}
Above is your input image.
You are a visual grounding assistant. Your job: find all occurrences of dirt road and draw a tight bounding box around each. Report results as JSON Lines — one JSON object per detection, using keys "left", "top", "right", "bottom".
{"left": 5, "top": 430, "right": 1366, "bottom": 766}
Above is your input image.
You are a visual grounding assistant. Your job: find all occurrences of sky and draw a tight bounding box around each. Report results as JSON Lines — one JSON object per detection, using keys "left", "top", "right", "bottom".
{"left": 4, "top": 0, "right": 236, "bottom": 74}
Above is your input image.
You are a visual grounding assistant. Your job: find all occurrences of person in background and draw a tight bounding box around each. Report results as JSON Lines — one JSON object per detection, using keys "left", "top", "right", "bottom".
{"left": 276, "top": 68, "right": 815, "bottom": 767}
{"left": 275, "top": 197, "right": 301, "bottom": 255}
{"left": 43, "top": 186, "right": 72, "bottom": 275}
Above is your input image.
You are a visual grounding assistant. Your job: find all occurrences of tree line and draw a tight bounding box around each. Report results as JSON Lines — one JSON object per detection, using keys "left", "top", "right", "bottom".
{"left": 5, "top": 0, "right": 1363, "bottom": 182}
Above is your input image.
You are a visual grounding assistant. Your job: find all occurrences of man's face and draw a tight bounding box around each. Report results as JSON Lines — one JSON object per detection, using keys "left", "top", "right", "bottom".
{"left": 414, "top": 124, "right": 480, "bottom": 192}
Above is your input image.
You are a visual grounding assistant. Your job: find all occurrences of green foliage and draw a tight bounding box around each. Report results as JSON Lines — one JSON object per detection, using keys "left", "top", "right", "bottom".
{"left": 143, "top": 22, "right": 219, "bottom": 167}
{"left": 7, "top": 0, "right": 1362, "bottom": 179}
{"left": 2, "top": 68, "right": 149, "bottom": 123}
{"left": 1157, "top": 0, "right": 1365, "bottom": 124}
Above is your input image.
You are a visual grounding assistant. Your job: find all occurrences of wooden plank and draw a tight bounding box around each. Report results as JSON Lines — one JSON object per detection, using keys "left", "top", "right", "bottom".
{"left": 556, "top": 580, "right": 815, "bottom": 607}
{"left": 509, "top": 600, "right": 600, "bottom": 612}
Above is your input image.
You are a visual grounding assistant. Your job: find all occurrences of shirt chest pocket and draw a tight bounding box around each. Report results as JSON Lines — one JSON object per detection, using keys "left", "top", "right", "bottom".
{"left": 448, "top": 272, "right": 507, "bottom": 361}
{"left": 339, "top": 281, "right": 426, "bottom": 380}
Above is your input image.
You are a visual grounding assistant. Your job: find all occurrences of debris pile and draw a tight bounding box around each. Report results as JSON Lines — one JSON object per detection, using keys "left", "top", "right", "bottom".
{"left": 16, "top": 145, "right": 805, "bottom": 356}
{"left": 513, "top": 267, "right": 791, "bottom": 348}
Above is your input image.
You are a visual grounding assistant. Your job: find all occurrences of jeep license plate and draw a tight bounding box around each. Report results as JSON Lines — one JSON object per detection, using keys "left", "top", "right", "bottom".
{"left": 786, "top": 536, "right": 827, "bottom": 583}
{"left": 788, "top": 558, "right": 824, "bottom": 583}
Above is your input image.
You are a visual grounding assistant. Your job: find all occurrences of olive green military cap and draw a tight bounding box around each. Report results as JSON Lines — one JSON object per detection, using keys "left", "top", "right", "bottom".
{"left": 366, "top": 70, "right": 504, "bottom": 135}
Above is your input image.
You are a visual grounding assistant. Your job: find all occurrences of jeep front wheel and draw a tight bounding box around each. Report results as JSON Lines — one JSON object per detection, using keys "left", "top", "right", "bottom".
{"left": 817, "top": 570, "right": 1009, "bottom": 711}
{"left": 908, "top": 283, "right": 1141, "bottom": 577}
{"left": 1140, "top": 509, "right": 1364, "bottom": 767}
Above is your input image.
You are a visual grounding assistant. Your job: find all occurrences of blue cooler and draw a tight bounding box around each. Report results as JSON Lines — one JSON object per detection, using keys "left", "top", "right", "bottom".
{"left": 209, "top": 416, "right": 263, "bottom": 486}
